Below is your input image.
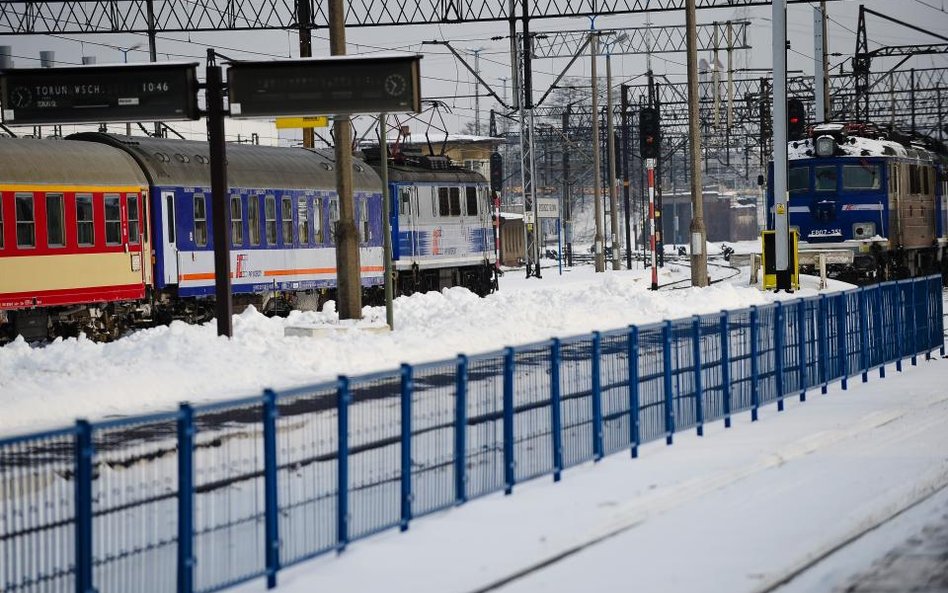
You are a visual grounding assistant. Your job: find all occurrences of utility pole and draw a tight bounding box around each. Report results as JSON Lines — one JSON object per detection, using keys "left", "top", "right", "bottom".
{"left": 685, "top": 0, "right": 709, "bottom": 287}
{"left": 606, "top": 46, "right": 620, "bottom": 270}
{"left": 470, "top": 48, "right": 483, "bottom": 135}
{"left": 298, "top": 0, "right": 315, "bottom": 148}
{"left": 591, "top": 30, "right": 605, "bottom": 272}
{"left": 329, "top": 0, "right": 362, "bottom": 319}
{"left": 621, "top": 84, "right": 633, "bottom": 270}
{"left": 814, "top": 1, "right": 830, "bottom": 123}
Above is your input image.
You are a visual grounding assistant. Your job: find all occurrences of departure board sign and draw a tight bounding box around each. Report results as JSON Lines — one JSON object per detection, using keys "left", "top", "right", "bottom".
{"left": 0, "top": 62, "right": 200, "bottom": 125}
{"left": 227, "top": 55, "right": 421, "bottom": 117}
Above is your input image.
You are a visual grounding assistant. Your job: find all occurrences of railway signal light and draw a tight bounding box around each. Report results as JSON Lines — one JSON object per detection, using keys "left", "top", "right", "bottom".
{"left": 639, "top": 107, "right": 660, "bottom": 159}
{"left": 787, "top": 98, "right": 805, "bottom": 140}
{"left": 490, "top": 151, "right": 503, "bottom": 194}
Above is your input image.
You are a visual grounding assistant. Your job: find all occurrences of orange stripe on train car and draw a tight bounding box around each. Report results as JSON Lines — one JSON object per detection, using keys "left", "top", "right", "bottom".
{"left": 180, "top": 266, "right": 384, "bottom": 282}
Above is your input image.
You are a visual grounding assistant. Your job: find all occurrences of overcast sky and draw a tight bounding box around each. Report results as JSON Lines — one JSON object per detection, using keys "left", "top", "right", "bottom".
{"left": 1, "top": 0, "right": 945, "bottom": 141}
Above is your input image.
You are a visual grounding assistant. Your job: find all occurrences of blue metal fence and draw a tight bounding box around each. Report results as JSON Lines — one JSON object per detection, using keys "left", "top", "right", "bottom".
{"left": 1, "top": 277, "right": 944, "bottom": 593}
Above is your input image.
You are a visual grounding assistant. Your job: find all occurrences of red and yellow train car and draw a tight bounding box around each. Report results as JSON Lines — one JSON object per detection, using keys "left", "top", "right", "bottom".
{"left": 0, "top": 138, "right": 152, "bottom": 341}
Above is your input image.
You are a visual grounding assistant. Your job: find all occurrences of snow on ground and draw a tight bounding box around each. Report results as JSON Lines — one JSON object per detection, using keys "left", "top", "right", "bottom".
{"left": 0, "top": 262, "right": 847, "bottom": 436}
{"left": 230, "top": 355, "right": 948, "bottom": 593}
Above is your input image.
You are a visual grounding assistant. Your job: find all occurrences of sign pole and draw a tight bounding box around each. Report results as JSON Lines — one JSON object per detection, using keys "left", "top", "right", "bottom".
{"left": 206, "top": 49, "right": 233, "bottom": 337}
{"left": 380, "top": 113, "right": 394, "bottom": 329}
{"left": 647, "top": 158, "right": 658, "bottom": 291}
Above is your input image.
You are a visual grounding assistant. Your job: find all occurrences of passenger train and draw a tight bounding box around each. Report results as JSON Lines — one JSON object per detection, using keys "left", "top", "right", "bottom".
{"left": 767, "top": 121, "right": 948, "bottom": 283}
{"left": 0, "top": 133, "right": 496, "bottom": 342}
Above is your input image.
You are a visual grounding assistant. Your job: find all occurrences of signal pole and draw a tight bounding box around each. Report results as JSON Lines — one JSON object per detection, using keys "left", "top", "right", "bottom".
{"left": 590, "top": 30, "right": 605, "bottom": 273}
{"left": 686, "top": 0, "right": 709, "bottom": 287}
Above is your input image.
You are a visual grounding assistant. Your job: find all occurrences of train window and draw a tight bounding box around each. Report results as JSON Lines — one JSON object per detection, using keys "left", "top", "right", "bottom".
{"left": 0, "top": 195, "right": 4, "bottom": 249}
{"left": 842, "top": 164, "right": 881, "bottom": 190}
{"left": 788, "top": 167, "right": 809, "bottom": 193}
{"left": 15, "top": 193, "right": 35, "bottom": 248}
{"left": 449, "top": 188, "right": 461, "bottom": 216}
{"left": 230, "top": 195, "right": 243, "bottom": 246}
{"left": 298, "top": 197, "right": 309, "bottom": 245}
{"left": 193, "top": 194, "right": 208, "bottom": 247}
{"left": 45, "top": 193, "right": 65, "bottom": 248}
{"left": 248, "top": 195, "right": 261, "bottom": 246}
{"left": 359, "top": 196, "right": 370, "bottom": 243}
{"left": 165, "top": 195, "right": 175, "bottom": 243}
{"left": 314, "top": 197, "right": 323, "bottom": 244}
{"left": 399, "top": 187, "right": 413, "bottom": 216}
{"left": 815, "top": 166, "right": 837, "bottom": 192}
{"left": 329, "top": 197, "right": 340, "bottom": 244}
{"left": 77, "top": 194, "right": 94, "bottom": 246}
{"left": 281, "top": 196, "right": 293, "bottom": 245}
{"left": 104, "top": 194, "right": 122, "bottom": 245}
{"left": 909, "top": 165, "right": 921, "bottom": 194}
{"left": 466, "top": 187, "right": 478, "bottom": 216}
{"left": 127, "top": 195, "right": 140, "bottom": 245}
{"left": 437, "top": 187, "right": 450, "bottom": 216}
{"left": 265, "top": 195, "right": 277, "bottom": 245}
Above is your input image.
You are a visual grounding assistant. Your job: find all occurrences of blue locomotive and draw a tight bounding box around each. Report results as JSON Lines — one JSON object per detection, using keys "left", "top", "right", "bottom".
{"left": 767, "top": 122, "right": 948, "bottom": 283}
{"left": 0, "top": 133, "right": 496, "bottom": 341}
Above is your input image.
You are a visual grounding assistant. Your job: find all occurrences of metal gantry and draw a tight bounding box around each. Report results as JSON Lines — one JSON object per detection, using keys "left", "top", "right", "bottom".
{"left": 0, "top": 0, "right": 843, "bottom": 35}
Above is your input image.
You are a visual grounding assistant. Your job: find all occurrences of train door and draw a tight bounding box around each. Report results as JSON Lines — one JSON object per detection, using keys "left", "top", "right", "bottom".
{"left": 161, "top": 190, "right": 178, "bottom": 284}
{"left": 126, "top": 190, "right": 152, "bottom": 287}
{"left": 398, "top": 185, "right": 417, "bottom": 259}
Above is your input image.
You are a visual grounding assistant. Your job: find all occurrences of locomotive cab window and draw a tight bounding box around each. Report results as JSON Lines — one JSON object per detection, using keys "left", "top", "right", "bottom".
{"left": 193, "top": 194, "right": 208, "bottom": 247}
{"left": 104, "top": 194, "right": 121, "bottom": 246}
{"left": 127, "top": 195, "right": 140, "bottom": 245}
{"left": 248, "top": 195, "right": 261, "bottom": 246}
{"left": 77, "top": 194, "right": 94, "bottom": 247}
{"left": 46, "top": 193, "right": 65, "bottom": 248}
{"left": 15, "top": 193, "right": 34, "bottom": 248}
{"left": 281, "top": 196, "right": 293, "bottom": 245}
{"left": 815, "top": 166, "right": 837, "bottom": 192}
{"left": 788, "top": 167, "right": 809, "bottom": 193}
{"left": 230, "top": 195, "right": 244, "bottom": 246}
{"left": 842, "top": 164, "right": 881, "bottom": 190}
{"left": 265, "top": 195, "right": 277, "bottom": 245}
{"left": 466, "top": 187, "right": 479, "bottom": 215}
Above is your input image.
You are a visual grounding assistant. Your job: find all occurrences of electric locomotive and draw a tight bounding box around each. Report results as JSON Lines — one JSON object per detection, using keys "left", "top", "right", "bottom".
{"left": 767, "top": 121, "right": 948, "bottom": 283}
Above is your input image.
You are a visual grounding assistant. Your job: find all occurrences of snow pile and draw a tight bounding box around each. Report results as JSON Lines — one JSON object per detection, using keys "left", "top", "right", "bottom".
{"left": 0, "top": 265, "right": 837, "bottom": 435}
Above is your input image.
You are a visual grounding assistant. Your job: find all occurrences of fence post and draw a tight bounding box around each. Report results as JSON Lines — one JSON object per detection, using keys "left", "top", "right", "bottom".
{"left": 818, "top": 295, "right": 829, "bottom": 394}
{"left": 663, "top": 321, "right": 675, "bottom": 444}
{"left": 797, "top": 299, "right": 807, "bottom": 401}
{"left": 692, "top": 316, "right": 704, "bottom": 436}
{"left": 775, "top": 302, "right": 785, "bottom": 412}
{"left": 337, "top": 376, "right": 350, "bottom": 552}
{"left": 550, "top": 339, "right": 564, "bottom": 481}
{"left": 940, "top": 277, "right": 946, "bottom": 359}
{"left": 895, "top": 281, "right": 904, "bottom": 372}
{"left": 592, "top": 332, "right": 604, "bottom": 461}
{"left": 837, "top": 292, "right": 848, "bottom": 390}
{"left": 720, "top": 312, "right": 732, "bottom": 429}
{"left": 455, "top": 355, "right": 468, "bottom": 504}
{"left": 400, "top": 364, "right": 413, "bottom": 530}
{"left": 911, "top": 280, "right": 918, "bottom": 366}
{"left": 74, "top": 420, "right": 94, "bottom": 593}
{"left": 858, "top": 287, "right": 869, "bottom": 382}
{"left": 503, "top": 347, "right": 515, "bottom": 495}
{"left": 176, "top": 405, "right": 194, "bottom": 593}
{"left": 750, "top": 306, "right": 760, "bottom": 422}
{"left": 628, "top": 326, "right": 641, "bottom": 456}
{"left": 262, "top": 390, "right": 280, "bottom": 588}
{"left": 870, "top": 284, "right": 888, "bottom": 379}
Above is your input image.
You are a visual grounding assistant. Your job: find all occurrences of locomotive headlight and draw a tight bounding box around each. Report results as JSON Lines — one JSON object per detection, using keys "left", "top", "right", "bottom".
{"left": 815, "top": 135, "right": 836, "bottom": 157}
{"left": 852, "top": 222, "right": 876, "bottom": 239}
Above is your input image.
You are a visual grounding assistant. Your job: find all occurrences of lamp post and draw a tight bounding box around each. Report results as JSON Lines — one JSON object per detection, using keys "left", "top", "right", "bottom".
{"left": 117, "top": 44, "right": 143, "bottom": 136}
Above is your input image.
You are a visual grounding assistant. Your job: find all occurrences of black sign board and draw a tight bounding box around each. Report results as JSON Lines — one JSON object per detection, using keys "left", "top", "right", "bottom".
{"left": 227, "top": 55, "right": 421, "bottom": 117}
{"left": 0, "top": 63, "right": 200, "bottom": 125}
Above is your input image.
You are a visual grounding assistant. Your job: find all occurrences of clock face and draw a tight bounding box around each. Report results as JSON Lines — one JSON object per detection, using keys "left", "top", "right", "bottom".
{"left": 384, "top": 73, "right": 407, "bottom": 97}
{"left": 10, "top": 86, "right": 32, "bottom": 109}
